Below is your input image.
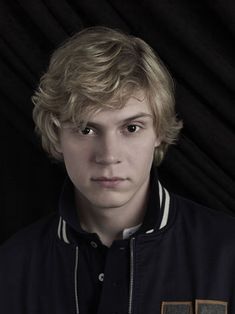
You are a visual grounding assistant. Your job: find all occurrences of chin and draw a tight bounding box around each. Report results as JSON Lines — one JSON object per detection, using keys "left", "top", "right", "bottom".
{"left": 89, "top": 193, "right": 130, "bottom": 209}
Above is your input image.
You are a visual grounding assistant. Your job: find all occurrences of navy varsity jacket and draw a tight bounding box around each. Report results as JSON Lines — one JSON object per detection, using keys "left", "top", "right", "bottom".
{"left": 1, "top": 176, "right": 235, "bottom": 314}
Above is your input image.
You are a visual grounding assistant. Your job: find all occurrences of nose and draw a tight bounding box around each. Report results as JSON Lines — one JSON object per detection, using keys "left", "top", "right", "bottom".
{"left": 94, "top": 133, "right": 121, "bottom": 165}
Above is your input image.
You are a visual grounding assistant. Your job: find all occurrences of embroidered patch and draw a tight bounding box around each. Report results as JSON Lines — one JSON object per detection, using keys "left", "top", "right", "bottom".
{"left": 161, "top": 300, "right": 227, "bottom": 314}
{"left": 161, "top": 301, "right": 192, "bottom": 314}
{"left": 195, "top": 300, "right": 227, "bottom": 314}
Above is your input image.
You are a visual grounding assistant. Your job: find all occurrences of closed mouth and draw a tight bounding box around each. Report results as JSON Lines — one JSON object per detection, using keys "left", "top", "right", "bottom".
{"left": 91, "top": 177, "right": 125, "bottom": 181}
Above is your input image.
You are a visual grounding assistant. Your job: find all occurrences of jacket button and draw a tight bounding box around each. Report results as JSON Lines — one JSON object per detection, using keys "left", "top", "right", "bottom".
{"left": 90, "top": 241, "right": 98, "bottom": 248}
{"left": 98, "top": 273, "right": 104, "bottom": 282}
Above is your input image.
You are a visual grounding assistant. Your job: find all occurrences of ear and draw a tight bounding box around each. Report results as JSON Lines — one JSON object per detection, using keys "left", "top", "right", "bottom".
{"left": 55, "top": 145, "right": 62, "bottom": 154}
{"left": 51, "top": 115, "right": 63, "bottom": 154}
{"left": 154, "top": 137, "right": 161, "bottom": 148}
{"left": 54, "top": 138, "right": 63, "bottom": 154}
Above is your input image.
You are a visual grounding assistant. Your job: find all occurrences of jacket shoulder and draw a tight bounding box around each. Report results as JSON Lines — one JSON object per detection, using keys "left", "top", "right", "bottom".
{"left": 0, "top": 212, "right": 58, "bottom": 263}
{"left": 172, "top": 193, "right": 235, "bottom": 239}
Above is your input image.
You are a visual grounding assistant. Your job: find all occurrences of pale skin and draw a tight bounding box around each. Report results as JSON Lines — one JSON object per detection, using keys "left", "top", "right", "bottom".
{"left": 58, "top": 91, "right": 161, "bottom": 247}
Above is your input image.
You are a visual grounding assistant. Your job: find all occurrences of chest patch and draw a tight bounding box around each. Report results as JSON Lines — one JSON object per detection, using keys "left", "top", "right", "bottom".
{"left": 161, "top": 300, "right": 227, "bottom": 314}
{"left": 161, "top": 301, "right": 192, "bottom": 313}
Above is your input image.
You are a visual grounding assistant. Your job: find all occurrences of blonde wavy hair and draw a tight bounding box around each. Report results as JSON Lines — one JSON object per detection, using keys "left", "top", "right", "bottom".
{"left": 32, "top": 26, "right": 182, "bottom": 165}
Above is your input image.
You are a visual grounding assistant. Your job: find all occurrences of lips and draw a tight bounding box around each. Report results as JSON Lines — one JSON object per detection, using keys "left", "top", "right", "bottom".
{"left": 92, "top": 177, "right": 125, "bottom": 181}
{"left": 91, "top": 177, "right": 126, "bottom": 188}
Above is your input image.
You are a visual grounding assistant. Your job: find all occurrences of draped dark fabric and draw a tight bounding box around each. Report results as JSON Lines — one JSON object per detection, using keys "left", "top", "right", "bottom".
{"left": 0, "top": 0, "right": 234, "bottom": 243}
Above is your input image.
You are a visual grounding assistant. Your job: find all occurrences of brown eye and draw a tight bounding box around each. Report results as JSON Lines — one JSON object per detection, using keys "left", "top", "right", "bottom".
{"left": 127, "top": 125, "right": 140, "bottom": 133}
{"left": 81, "top": 127, "right": 92, "bottom": 135}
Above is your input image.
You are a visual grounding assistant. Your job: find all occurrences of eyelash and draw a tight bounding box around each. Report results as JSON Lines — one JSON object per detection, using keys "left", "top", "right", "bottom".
{"left": 71, "top": 124, "right": 143, "bottom": 136}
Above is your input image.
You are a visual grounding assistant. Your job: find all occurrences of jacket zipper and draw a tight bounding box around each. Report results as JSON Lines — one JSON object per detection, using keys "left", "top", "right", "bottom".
{"left": 128, "top": 237, "right": 135, "bottom": 314}
{"left": 74, "top": 246, "right": 79, "bottom": 314}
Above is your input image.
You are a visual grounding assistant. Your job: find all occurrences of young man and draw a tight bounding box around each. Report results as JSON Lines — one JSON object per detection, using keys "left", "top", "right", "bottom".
{"left": 1, "top": 26, "right": 235, "bottom": 314}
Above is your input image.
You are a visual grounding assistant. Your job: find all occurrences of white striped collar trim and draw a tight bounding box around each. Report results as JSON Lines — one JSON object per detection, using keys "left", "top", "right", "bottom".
{"left": 145, "top": 181, "right": 170, "bottom": 233}
{"left": 158, "top": 181, "right": 163, "bottom": 206}
{"left": 159, "top": 185, "right": 170, "bottom": 230}
{"left": 57, "top": 217, "right": 70, "bottom": 244}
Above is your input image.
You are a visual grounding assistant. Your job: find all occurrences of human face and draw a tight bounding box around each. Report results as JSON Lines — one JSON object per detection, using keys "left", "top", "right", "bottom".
{"left": 58, "top": 91, "right": 160, "bottom": 210}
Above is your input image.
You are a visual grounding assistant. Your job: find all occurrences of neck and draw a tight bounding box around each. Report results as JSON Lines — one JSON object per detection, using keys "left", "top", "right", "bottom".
{"left": 75, "top": 177, "right": 150, "bottom": 247}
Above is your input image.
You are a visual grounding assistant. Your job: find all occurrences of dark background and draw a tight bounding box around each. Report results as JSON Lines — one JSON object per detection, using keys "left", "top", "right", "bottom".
{"left": 0, "top": 0, "right": 234, "bottom": 244}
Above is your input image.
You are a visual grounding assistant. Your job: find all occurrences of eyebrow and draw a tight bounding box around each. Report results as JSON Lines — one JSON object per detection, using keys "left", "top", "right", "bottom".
{"left": 85, "top": 113, "right": 153, "bottom": 128}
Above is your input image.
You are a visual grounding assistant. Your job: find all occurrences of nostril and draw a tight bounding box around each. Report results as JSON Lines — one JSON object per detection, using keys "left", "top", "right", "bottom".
{"left": 94, "top": 154, "right": 121, "bottom": 165}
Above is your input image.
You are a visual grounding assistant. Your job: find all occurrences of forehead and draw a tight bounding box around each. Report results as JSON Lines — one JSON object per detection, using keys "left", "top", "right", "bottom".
{"left": 87, "top": 91, "right": 153, "bottom": 124}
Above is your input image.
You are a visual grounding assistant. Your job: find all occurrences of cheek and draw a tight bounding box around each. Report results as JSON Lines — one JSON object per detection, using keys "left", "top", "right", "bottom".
{"left": 62, "top": 145, "right": 88, "bottom": 172}
{"left": 126, "top": 139, "right": 156, "bottom": 167}
{"left": 133, "top": 136, "right": 156, "bottom": 154}
{"left": 62, "top": 140, "right": 90, "bottom": 160}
